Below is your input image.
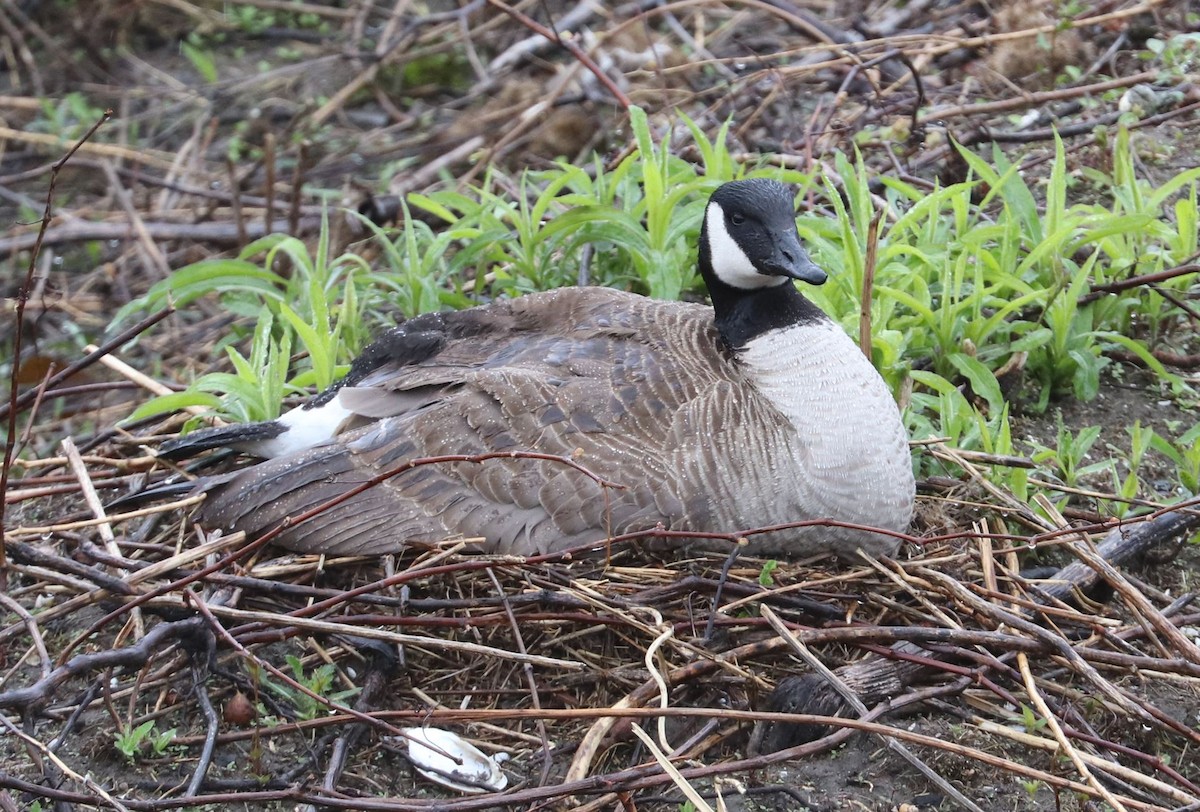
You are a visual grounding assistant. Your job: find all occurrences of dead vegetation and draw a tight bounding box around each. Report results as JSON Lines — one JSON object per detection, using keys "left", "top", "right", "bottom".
{"left": 3, "top": 0, "right": 1200, "bottom": 810}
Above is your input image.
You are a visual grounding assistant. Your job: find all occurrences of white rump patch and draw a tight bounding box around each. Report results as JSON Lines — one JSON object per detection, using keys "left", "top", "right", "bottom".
{"left": 704, "top": 202, "right": 787, "bottom": 290}
{"left": 241, "top": 397, "right": 353, "bottom": 458}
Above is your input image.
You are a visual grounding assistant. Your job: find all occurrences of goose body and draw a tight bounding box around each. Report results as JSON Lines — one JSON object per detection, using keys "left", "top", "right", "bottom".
{"left": 165, "top": 180, "right": 915, "bottom": 559}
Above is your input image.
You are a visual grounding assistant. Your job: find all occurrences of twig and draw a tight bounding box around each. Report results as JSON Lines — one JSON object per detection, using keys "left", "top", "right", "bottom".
{"left": 2, "top": 106, "right": 111, "bottom": 582}
{"left": 1033, "top": 508, "right": 1200, "bottom": 608}
{"left": 83, "top": 342, "right": 216, "bottom": 418}
{"left": 1079, "top": 264, "right": 1199, "bottom": 304}
{"left": 859, "top": 207, "right": 882, "bottom": 358}
{"left": 99, "top": 159, "right": 171, "bottom": 279}
{"left": 0, "top": 215, "right": 325, "bottom": 257}
{"left": 61, "top": 437, "right": 145, "bottom": 639}
{"left": 484, "top": 567, "right": 553, "bottom": 782}
{"left": 0, "top": 305, "right": 175, "bottom": 423}
{"left": 483, "top": 0, "right": 631, "bottom": 109}
{"left": 185, "top": 660, "right": 220, "bottom": 797}
{"left": 0, "top": 714, "right": 132, "bottom": 811}
{"left": 1017, "top": 652, "right": 1129, "bottom": 812}
{"left": 311, "top": 647, "right": 396, "bottom": 807}
{"left": 6, "top": 495, "right": 206, "bottom": 536}
{"left": 629, "top": 724, "right": 715, "bottom": 812}
{"left": 0, "top": 591, "right": 50, "bottom": 680}
{"left": 918, "top": 567, "right": 1145, "bottom": 718}
{"left": 975, "top": 718, "right": 1200, "bottom": 807}
{"left": 762, "top": 605, "right": 986, "bottom": 812}
{"left": 184, "top": 592, "right": 414, "bottom": 740}
{"left": 0, "top": 616, "right": 205, "bottom": 712}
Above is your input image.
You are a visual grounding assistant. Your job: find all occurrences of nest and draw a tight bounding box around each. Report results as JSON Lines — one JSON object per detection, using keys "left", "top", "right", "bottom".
{"left": 3, "top": 431, "right": 1200, "bottom": 811}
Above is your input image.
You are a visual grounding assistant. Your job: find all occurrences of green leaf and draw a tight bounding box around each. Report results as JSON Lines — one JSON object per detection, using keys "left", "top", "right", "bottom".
{"left": 124, "top": 391, "right": 222, "bottom": 422}
{"left": 946, "top": 353, "right": 1004, "bottom": 414}
{"left": 181, "top": 41, "right": 218, "bottom": 84}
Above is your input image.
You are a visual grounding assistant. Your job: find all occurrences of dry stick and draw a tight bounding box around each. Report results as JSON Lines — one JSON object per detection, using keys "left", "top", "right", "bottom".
{"left": 99, "top": 159, "right": 172, "bottom": 280}
{"left": 0, "top": 592, "right": 50, "bottom": 681}
{"left": 84, "top": 342, "right": 214, "bottom": 419}
{"left": 6, "top": 478, "right": 137, "bottom": 504}
{"left": 976, "top": 720, "right": 1200, "bottom": 807}
{"left": 1081, "top": 264, "right": 1200, "bottom": 303}
{"left": 0, "top": 714, "right": 132, "bottom": 812}
{"left": 199, "top": 605, "right": 576, "bottom": 668}
{"left": 1032, "top": 508, "right": 1200, "bottom": 610}
{"left": 1017, "top": 652, "right": 1131, "bottom": 811}
{"left": 0, "top": 694, "right": 1123, "bottom": 812}
{"left": 919, "top": 567, "right": 1144, "bottom": 719}
{"left": 1109, "top": 348, "right": 1200, "bottom": 371}
{"left": 55, "top": 449, "right": 624, "bottom": 665}
{"left": 185, "top": 660, "right": 220, "bottom": 798}
{"left": 357, "top": 711, "right": 1120, "bottom": 812}
{"left": 288, "top": 141, "right": 307, "bottom": 237}
{"left": 483, "top": 0, "right": 632, "bottom": 109}
{"left": 0, "top": 616, "right": 206, "bottom": 712}
{"left": 1060, "top": 533, "right": 1200, "bottom": 667}
{"left": 483, "top": 567, "right": 554, "bottom": 785}
{"left": 1023, "top": 476, "right": 1177, "bottom": 514}
{"left": 0, "top": 1, "right": 45, "bottom": 95}
{"left": 629, "top": 723, "right": 715, "bottom": 812}
{"left": 61, "top": 437, "right": 146, "bottom": 640}
{"left": 185, "top": 592, "right": 421, "bottom": 744}
{"left": 641, "top": 606, "right": 675, "bottom": 753}
{"left": 0, "top": 123, "right": 175, "bottom": 170}
{"left": 858, "top": 208, "right": 882, "bottom": 358}
{"left": 7, "top": 496, "right": 205, "bottom": 537}
{"left": 929, "top": 444, "right": 1054, "bottom": 531}
{"left": 762, "top": 605, "right": 986, "bottom": 812}
{"left": 5, "top": 539, "right": 138, "bottom": 597}
{"left": 227, "top": 158, "right": 247, "bottom": 248}
{"left": 308, "top": 9, "right": 423, "bottom": 127}
{"left": 485, "top": 0, "right": 598, "bottom": 73}
{"left": 0, "top": 773, "right": 293, "bottom": 811}
{"left": 0, "top": 215, "right": 324, "bottom": 256}
{"left": 311, "top": 651, "right": 396, "bottom": 810}
{"left": 263, "top": 132, "right": 276, "bottom": 238}
{"left": 0, "top": 305, "right": 175, "bottom": 423}
{"left": 150, "top": 691, "right": 1189, "bottom": 811}
{"left": 1, "top": 107, "right": 111, "bottom": 580}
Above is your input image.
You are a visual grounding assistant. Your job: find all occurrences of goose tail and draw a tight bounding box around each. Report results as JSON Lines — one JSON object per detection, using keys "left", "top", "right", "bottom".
{"left": 157, "top": 421, "right": 286, "bottom": 460}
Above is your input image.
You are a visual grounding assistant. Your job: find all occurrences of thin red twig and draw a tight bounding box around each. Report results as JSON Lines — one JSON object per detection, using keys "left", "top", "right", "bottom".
{"left": 1, "top": 108, "right": 112, "bottom": 580}
{"left": 483, "top": 0, "right": 631, "bottom": 109}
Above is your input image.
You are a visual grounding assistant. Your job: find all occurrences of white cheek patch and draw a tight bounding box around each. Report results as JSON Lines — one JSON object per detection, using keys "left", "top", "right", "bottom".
{"left": 704, "top": 202, "right": 787, "bottom": 290}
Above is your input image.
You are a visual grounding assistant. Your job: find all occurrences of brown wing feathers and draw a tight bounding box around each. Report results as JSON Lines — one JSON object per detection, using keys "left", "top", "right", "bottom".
{"left": 196, "top": 289, "right": 723, "bottom": 555}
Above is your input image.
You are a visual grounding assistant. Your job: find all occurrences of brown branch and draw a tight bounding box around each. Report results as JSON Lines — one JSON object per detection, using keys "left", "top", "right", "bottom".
{"left": 1080, "top": 264, "right": 1200, "bottom": 304}
{"left": 0, "top": 215, "right": 325, "bottom": 258}
{"left": 2, "top": 107, "right": 111, "bottom": 580}
{"left": 1106, "top": 349, "right": 1200, "bottom": 370}
{"left": 0, "top": 617, "right": 206, "bottom": 713}
{"left": 483, "top": 0, "right": 631, "bottom": 109}
{"left": 0, "top": 305, "right": 176, "bottom": 423}
{"left": 859, "top": 208, "right": 882, "bottom": 357}
{"left": 184, "top": 661, "right": 220, "bottom": 797}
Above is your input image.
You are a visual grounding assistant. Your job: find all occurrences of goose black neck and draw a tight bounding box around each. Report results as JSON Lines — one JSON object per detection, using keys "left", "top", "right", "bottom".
{"left": 701, "top": 253, "right": 827, "bottom": 351}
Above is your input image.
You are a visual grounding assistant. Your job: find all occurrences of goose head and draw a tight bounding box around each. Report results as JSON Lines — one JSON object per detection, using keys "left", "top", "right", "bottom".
{"left": 699, "top": 178, "right": 827, "bottom": 292}
{"left": 700, "top": 179, "right": 831, "bottom": 350}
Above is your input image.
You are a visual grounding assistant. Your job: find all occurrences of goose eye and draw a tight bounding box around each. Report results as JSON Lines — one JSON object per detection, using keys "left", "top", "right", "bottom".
{"left": 730, "top": 212, "right": 746, "bottom": 226}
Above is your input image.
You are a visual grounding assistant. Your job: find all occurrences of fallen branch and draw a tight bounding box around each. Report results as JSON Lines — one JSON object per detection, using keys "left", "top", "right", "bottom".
{"left": 0, "top": 616, "right": 207, "bottom": 713}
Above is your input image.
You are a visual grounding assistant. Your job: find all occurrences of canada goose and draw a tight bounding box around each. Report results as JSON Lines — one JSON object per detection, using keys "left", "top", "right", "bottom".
{"left": 159, "top": 179, "right": 915, "bottom": 559}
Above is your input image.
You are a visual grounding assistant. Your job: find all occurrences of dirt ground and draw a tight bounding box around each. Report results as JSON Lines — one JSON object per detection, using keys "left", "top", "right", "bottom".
{"left": 2, "top": 1, "right": 1200, "bottom": 810}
